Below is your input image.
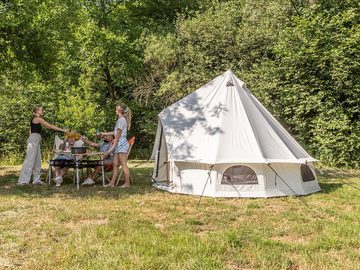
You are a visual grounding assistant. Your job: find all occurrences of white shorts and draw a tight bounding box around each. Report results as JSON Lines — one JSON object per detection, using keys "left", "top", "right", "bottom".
{"left": 113, "top": 137, "right": 129, "bottom": 154}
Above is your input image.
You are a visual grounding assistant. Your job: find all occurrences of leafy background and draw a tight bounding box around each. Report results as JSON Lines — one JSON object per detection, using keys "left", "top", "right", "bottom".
{"left": 0, "top": 0, "right": 359, "bottom": 167}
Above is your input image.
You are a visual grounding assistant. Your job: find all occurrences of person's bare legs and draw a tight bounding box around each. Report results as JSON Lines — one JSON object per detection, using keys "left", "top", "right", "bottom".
{"left": 55, "top": 167, "right": 61, "bottom": 177}
{"left": 60, "top": 168, "right": 69, "bottom": 177}
{"left": 107, "top": 154, "right": 119, "bottom": 186}
{"left": 54, "top": 167, "right": 68, "bottom": 186}
{"left": 119, "top": 153, "right": 130, "bottom": 187}
{"left": 90, "top": 166, "right": 102, "bottom": 180}
{"left": 55, "top": 167, "right": 69, "bottom": 177}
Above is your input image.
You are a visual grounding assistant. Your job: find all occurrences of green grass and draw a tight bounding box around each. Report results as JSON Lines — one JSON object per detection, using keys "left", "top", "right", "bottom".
{"left": 0, "top": 162, "right": 359, "bottom": 269}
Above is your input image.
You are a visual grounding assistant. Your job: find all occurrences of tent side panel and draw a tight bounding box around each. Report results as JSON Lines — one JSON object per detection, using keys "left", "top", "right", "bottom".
{"left": 263, "top": 163, "right": 320, "bottom": 196}
{"left": 263, "top": 163, "right": 303, "bottom": 195}
{"left": 156, "top": 162, "right": 321, "bottom": 197}
{"left": 214, "top": 164, "right": 267, "bottom": 197}
{"left": 301, "top": 163, "right": 321, "bottom": 194}
{"left": 170, "top": 162, "right": 216, "bottom": 196}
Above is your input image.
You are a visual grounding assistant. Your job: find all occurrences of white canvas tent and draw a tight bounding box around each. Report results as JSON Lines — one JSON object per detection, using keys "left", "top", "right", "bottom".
{"left": 151, "top": 70, "right": 321, "bottom": 197}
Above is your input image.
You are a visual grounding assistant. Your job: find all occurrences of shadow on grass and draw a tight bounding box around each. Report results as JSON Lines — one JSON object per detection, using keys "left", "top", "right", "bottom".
{"left": 317, "top": 168, "right": 360, "bottom": 193}
{"left": 318, "top": 181, "right": 343, "bottom": 194}
{"left": 2, "top": 163, "right": 357, "bottom": 199}
{"left": 315, "top": 166, "right": 360, "bottom": 179}
{"left": 0, "top": 166, "right": 158, "bottom": 199}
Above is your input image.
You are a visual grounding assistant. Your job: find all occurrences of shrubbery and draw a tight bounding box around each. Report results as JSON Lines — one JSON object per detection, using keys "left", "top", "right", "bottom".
{"left": 1, "top": 0, "right": 358, "bottom": 167}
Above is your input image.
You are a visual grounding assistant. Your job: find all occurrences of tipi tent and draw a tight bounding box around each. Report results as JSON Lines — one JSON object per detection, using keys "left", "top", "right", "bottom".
{"left": 151, "top": 70, "right": 321, "bottom": 197}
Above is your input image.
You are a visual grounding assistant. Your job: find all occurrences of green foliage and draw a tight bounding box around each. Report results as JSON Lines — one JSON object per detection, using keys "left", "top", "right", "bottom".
{"left": 134, "top": 0, "right": 359, "bottom": 168}
{"left": 57, "top": 87, "right": 105, "bottom": 135}
{"left": 253, "top": 0, "right": 360, "bottom": 167}
{"left": 0, "top": 0, "right": 359, "bottom": 167}
{"left": 135, "top": 0, "right": 293, "bottom": 106}
{"left": 0, "top": 74, "right": 60, "bottom": 160}
{"left": 0, "top": 0, "right": 203, "bottom": 160}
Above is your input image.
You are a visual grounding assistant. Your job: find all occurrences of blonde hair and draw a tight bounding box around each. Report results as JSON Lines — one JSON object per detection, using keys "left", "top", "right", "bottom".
{"left": 32, "top": 105, "right": 42, "bottom": 115}
{"left": 116, "top": 103, "right": 132, "bottom": 131}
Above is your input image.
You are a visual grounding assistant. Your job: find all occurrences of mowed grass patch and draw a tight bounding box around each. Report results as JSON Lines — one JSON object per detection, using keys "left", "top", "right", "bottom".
{"left": 0, "top": 162, "right": 359, "bottom": 269}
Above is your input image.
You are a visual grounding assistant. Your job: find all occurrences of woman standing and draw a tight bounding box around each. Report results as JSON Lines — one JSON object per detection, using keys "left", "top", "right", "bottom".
{"left": 17, "top": 105, "right": 68, "bottom": 185}
{"left": 100, "top": 103, "right": 132, "bottom": 187}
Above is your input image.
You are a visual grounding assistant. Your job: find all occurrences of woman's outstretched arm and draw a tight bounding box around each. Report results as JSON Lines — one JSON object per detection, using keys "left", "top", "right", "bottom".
{"left": 37, "top": 118, "right": 67, "bottom": 133}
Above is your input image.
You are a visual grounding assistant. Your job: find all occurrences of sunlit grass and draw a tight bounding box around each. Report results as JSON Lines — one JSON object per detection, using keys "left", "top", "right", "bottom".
{"left": 0, "top": 162, "right": 359, "bottom": 269}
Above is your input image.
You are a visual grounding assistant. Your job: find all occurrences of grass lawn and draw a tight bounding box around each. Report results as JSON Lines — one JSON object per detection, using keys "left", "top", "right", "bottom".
{"left": 0, "top": 161, "right": 359, "bottom": 270}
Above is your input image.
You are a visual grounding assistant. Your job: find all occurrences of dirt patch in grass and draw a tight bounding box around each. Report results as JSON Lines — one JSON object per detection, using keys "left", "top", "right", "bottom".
{"left": 271, "top": 235, "right": 312, "bottom": 245}
{"left": 0, "top": 256, "right": 14, "bottom": 269}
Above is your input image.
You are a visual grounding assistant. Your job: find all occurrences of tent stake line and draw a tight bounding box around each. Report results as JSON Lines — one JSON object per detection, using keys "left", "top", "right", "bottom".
{"left": 197, "top": 165, "right": 214, "bottom": 207}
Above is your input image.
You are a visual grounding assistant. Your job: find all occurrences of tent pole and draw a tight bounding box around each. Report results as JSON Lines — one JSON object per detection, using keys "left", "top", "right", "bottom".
{"left": 155, "top": 125, "right": 163, "bottom": 178}
{"left": 197, "top": 165, "right": 214, "bottom": 207}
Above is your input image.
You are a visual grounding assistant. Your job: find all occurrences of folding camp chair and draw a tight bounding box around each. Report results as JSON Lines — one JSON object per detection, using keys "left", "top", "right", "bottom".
{"left": 46, "top": 135, "right": 65, "bottom": 184}
{"left": 115, "top": 136, "right": 135, "bottom": 186}
{"left": 95, "top": 163, "right": 113, "bottom": 184}
{"left": 46, "top": 135, "right": 84, "bottom": 185}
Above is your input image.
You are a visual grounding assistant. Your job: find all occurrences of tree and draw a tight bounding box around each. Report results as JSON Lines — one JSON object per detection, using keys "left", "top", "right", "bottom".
{"left": 252, "top": 0, "right": 360, "bottom": 167}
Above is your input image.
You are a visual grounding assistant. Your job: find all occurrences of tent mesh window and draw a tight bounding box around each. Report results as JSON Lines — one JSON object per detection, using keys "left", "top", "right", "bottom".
{"left": 300, "top": 164, "right": 316, "bottom": 182}
{"left": 221, "top": 166, "right": 258, "bottom": 185}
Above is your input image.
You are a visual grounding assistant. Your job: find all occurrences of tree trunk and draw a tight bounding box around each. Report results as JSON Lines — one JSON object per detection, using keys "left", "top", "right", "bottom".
{"left": 103, "top": 65, "right": 115, "bottom": 99}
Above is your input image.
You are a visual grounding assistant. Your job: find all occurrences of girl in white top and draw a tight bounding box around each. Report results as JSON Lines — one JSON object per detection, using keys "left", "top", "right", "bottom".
{"left": 99, "top": 103, "right": 132, "bottom": 187}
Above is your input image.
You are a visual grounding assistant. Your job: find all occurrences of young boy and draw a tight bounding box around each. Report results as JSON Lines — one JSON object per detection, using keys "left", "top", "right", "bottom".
{"left": 53, "top": 136, "right": 77, "bottom": 186}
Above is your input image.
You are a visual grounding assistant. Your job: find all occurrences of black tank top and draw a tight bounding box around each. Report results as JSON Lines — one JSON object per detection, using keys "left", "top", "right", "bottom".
{"left": 30, "top": 117, "right": 42, "bottom": 134}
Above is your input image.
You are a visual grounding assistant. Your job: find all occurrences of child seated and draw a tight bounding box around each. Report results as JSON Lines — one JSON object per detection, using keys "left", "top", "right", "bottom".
{"left": 53, "top": 134, "right": 79, "bottom": 186}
